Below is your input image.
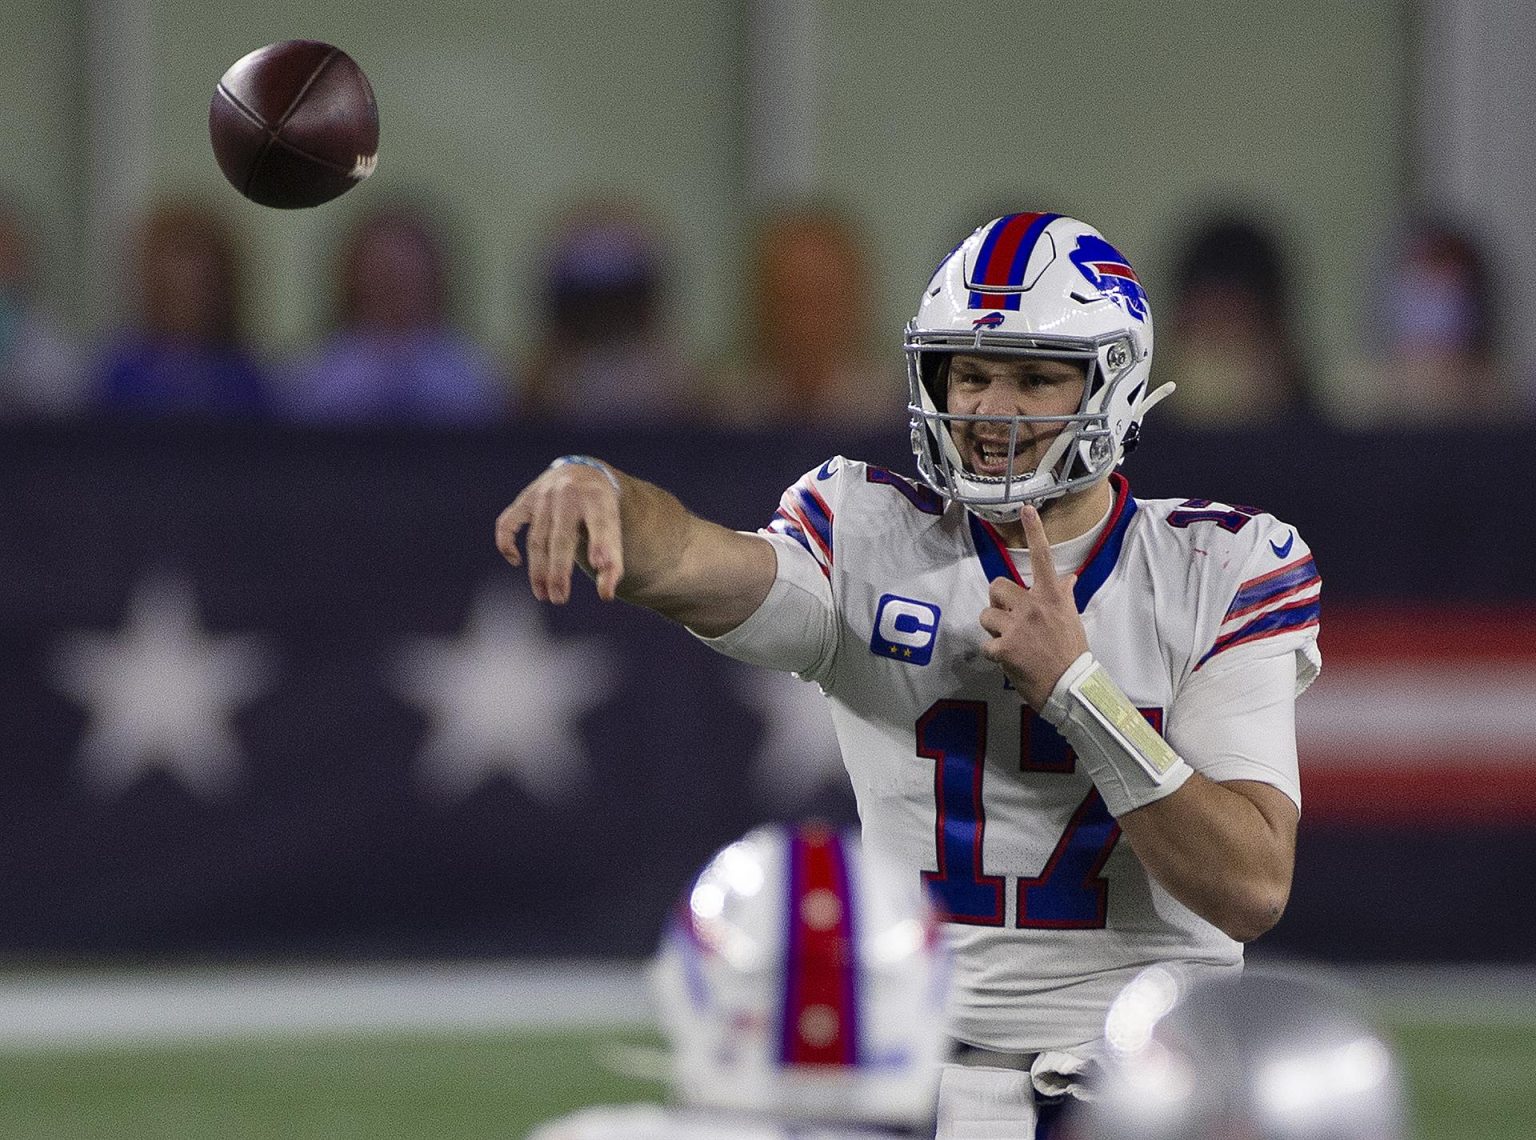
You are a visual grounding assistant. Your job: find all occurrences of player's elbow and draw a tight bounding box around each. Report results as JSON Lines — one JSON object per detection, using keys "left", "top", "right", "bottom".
{"left": 1217, "top": 881, "right": 1290, "bottom": 943}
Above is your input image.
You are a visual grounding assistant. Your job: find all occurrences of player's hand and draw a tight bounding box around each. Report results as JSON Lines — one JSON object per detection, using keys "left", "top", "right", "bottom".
{"left": 495, "top": 460, "right": 625, "bottom": 604}
{"left": 977, "top": 504, "right": 1091, "bottom": 708}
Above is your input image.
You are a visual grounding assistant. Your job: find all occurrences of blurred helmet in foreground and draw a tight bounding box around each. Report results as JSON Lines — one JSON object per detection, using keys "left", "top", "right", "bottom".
{"left": 649, "top": 822, "right": 951, "bottom": 1129}
{"left": 1072, "top": 967, "right": 1407, "bottom": 1140}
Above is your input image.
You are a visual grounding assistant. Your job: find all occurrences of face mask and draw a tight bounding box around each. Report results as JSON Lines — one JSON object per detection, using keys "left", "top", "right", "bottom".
{"left": 1390, "top": 271, "right": 1477, "bottom": 351}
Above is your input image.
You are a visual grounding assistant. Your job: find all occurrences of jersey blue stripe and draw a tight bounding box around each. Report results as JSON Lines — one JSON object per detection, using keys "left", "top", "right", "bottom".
{"left": 968, "top": 513, "right": 1022, "bottom": 587}
{"left": 966, "top": 474, "right": 1135, "bottom": 613}
{"left": 766, "top": 514, "right": 816, "bottom": 558}
{"left": 794, "top": 485, "right": 835, "bottom": 560}
{"left": 1073, "top": 475, "right": 1136, "bottom": 610}
{"left": 1199, "top": 598, "right": 1321, "bottom": 667}
{"left": 1227, "top": 555, "right": 1319, "bottom": 619}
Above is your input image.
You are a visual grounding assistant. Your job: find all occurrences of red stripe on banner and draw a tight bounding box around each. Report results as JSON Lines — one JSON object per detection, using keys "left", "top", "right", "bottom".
{"left": 1289, "top": 604, "right": 1536, "bottom": 826}
{"left": 1322, "top": 605, "right": 1536, "bottom": 664}
{"left": 783, "top": 827, "right": 854, "bottom": 1066}
{"left": 1301, "top": 759, "right": 1536, "bottom": 826}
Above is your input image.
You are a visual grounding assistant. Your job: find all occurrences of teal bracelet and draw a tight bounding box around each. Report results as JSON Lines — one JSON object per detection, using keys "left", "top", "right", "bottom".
{"left": 549, "top": 454, "right": 621, "bottom": 496}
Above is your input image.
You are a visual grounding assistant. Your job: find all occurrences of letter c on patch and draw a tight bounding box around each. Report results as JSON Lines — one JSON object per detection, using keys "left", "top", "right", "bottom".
{"left": 870, "top": 594, "right": 941, "bottom": 666}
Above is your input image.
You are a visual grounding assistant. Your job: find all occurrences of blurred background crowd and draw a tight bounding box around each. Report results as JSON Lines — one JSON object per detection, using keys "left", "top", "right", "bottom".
{"left": 0, "top": 187, "right": 1523, "bottom": 430}
{"left": 3, "top": 1, "right": 1534, "bottom": 433}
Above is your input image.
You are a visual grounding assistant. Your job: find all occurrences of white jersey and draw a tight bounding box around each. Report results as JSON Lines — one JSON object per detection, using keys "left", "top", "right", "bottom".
{"left": 702, "top": 457, "right": 1321, "bottom": 1052}
{"left": 525, "top": 1103, "right": 917, "bottom": 1140}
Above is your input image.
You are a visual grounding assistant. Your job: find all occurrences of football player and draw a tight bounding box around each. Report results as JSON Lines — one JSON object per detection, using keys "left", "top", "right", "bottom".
{"left": 497, "top": 213, "right": 1321, "bottom": 1138}
{"left": 525, "top": 822, "right": 953, "bottom": 1139}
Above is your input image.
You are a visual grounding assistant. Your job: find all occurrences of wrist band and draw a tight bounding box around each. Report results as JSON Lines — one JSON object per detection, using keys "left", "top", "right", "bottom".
{"left": 1041, "top": 652, "right": 1192, "bottom": 818}
{"left": 549, "top": 454, "right": 621, "bottom": 497}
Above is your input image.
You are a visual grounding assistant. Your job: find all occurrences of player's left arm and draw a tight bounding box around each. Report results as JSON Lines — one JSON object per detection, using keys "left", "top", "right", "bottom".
{"left": 979, "top": 504, "right": 1301, "bottom": 942}
{"left": 1112, "top": 649, "right": 1300, "bottom": 943}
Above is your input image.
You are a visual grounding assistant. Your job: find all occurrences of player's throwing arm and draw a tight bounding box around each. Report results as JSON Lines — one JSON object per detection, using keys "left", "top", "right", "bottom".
{"left": 495, "top": 455, "right": 777, "bottom": 636}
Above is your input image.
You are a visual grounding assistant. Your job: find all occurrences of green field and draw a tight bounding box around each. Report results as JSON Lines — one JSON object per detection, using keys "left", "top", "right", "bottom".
{"left": 0, "top": 1017, "right": 1531, "bottom": 1140}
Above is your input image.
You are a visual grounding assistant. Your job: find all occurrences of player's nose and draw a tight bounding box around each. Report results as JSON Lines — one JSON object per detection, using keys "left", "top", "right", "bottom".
{"left": 974, "top": 385, "right": 1025, "bottom": 418}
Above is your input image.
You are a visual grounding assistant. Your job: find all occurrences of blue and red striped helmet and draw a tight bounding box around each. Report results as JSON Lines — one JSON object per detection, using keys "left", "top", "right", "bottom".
{"left": 650, "top": 822, "right": 951, "bottom": 1129}
{"left": 905, "top": 213, "right": 1174, "bottom": 521}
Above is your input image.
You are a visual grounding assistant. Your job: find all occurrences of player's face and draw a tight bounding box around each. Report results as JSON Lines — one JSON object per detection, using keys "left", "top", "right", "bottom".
{"left": 944, "top": 353, "right": 1087, "bottom": 479}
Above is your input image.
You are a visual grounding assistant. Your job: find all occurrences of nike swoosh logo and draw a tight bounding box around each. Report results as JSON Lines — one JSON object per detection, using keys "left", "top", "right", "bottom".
{"left": 1270, "top": 532, "right": 1295, "bottom": 558}
{"left": 816, "top": 458, "right": 840, "bottom": 480}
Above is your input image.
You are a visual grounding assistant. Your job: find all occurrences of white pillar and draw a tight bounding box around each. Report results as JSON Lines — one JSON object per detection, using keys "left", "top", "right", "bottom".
{"left": 1417, "top": 0, "right": 1536, "bottom": 385}
{"left": 82, "top": 0, "right": 154, "bottom": 332}
{"left": 746, "top": 0, "right": 821, "bottom": 201}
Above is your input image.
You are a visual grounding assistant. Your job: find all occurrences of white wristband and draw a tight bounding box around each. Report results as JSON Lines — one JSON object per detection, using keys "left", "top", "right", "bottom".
{"left": 549, "top": 454, "right": 620, "bottom": 497}
{"left": 1041, "top": 652, "right": 1192, "bottom": 818}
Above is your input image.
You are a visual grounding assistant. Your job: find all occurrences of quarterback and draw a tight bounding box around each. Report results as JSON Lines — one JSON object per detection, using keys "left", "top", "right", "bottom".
{"left": 497, "top": 212, "right": 1320, "bottom": 1138}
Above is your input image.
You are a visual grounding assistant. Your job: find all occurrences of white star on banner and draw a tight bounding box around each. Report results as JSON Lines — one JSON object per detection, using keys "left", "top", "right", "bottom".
{"left": 394, "top": 582, "right": 616, "bottom": 802}
{"left": 736, "top": 667, "right": 847, "bottom": 809}
{"left": 49, "top": 574, "right": 275, "bottom": 798}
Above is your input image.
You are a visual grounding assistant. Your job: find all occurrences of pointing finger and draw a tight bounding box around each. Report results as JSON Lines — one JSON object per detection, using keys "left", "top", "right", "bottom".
{"left": 1019, "top": 505, "right": 1057, "bottom": 589}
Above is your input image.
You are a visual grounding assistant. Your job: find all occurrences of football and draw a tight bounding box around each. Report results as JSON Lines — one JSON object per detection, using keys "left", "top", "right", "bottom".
{"left": 209, "top": 40, "right": 379, "bottom": 209}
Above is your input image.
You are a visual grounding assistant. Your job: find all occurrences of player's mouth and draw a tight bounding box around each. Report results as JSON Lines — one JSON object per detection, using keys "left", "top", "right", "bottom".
{"left": 968, "top": 437, "right": 1027, "bottom": 479}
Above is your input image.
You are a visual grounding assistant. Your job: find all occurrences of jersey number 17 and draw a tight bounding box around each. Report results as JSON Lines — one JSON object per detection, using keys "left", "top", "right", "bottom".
{"left": 918, "top": 699, "right": 1163, "bottom": 929}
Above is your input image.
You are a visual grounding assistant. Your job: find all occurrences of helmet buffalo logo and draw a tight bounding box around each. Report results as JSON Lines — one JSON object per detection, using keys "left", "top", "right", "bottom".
{"left": 971, "top": 311, "right": 1006, "bottom": 329}
{"left": 1069, "top": 236, "right": 1149, "bottom": 322}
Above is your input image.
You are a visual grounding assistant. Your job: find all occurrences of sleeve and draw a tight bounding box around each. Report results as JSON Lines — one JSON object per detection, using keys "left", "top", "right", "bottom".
{"left": 1168, "top": 644, "right": 1302, "bottom": 812}
{"left": 1194, "top": 520, "right": 1322, "bottom": 697}
{"left": 689, "top": 461, "right": 841, "bottom": 681}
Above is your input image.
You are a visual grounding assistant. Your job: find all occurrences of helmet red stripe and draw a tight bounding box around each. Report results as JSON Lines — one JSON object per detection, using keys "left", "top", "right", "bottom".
{"left": 779, "top": 825, "right": 858, "bottom": 1066}
{"left": 969, "top": 212, "right": 1063, "bottom": 310}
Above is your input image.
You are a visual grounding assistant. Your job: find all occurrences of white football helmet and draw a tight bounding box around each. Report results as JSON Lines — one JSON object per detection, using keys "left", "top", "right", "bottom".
{"left": 1074, "top": 966, "right": 1408, "bottom": 1140}
{"left": 905, "top": 212, "right": 1175, "bottom": 521}
{"left": 649, "top": 822, "right": 952, "bottom": 1130}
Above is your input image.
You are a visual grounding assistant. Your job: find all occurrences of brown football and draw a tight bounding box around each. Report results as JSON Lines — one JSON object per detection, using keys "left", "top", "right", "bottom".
{"left": 209, "top": 40, "right": 379, "bottom": 209}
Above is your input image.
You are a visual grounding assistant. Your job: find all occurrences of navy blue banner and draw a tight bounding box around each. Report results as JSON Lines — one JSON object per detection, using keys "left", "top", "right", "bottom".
{"left": 3, "top": 421, "right": 1533, "bottom": 962}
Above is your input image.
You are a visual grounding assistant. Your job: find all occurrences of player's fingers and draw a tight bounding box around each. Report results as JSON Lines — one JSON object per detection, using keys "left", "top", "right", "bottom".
{"left": 1019, "top": 505, "right": 1057, "bottom": 587}
{"left": 494, "top": 498, "right": 530, "bottom": 567}
{"left": 978, "top": 634, "right": 1004, "bottom": 663}
{"left": 583, "top": 494, "right": 625, "bottom": 603}
{"left": 978, "top": 605, "right": 1006, "bottom": 637}
{"left": 525, "top": 489, "right": 559, "bottom": 603}
{"left": 988, "top": 578, "right": 1025, "bottom": 610}
{"left": 542, "top": 491, "right": 586, "bottom": 605}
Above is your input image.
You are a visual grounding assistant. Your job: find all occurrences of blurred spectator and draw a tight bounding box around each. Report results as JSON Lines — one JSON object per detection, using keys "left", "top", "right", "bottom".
{"left": 519, "top": 197, "right": 698, "bottom": 424}
{"left": 284, "top": 202, "right": 505, "bottom": 424}
{"left": 709, "top": 201, "right": 901, "bottom": 428}
{"left": 92, "top": 197, "right": 271, "bottom": 419}
{"left": 1159, "top": 212, "right": 1316, "bottom": 426}
{"left": 1353, "top": 212, "right": 1519, "bottom": 423}
{"left": 0, "top": 197, "right": 88, "bottom": 418}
